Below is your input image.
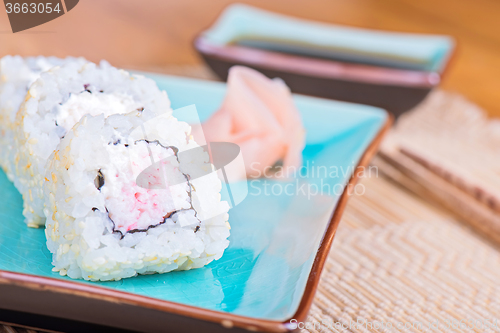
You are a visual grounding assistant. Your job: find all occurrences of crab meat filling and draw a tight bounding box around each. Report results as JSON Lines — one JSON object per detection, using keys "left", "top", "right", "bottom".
{"left": 98, "top": 140, "right": 194, "bottom": 235}
{"left": 56, "top": 88, "right": 141, "bottom": 130}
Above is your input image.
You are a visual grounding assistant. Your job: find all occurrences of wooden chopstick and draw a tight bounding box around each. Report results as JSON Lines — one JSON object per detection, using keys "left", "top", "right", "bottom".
{"left": 374, "top": 149, "right": 500, "bottom": 245}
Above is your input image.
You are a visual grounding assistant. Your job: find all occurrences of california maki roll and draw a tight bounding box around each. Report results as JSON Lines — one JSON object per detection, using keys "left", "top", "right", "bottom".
{"left": 44, "top": 110, "right": 230, "bottom": 281}
{"left": 0, "top": 56, "right": 85, "bottom": 180}
{"left": 11, "top": 60, "right": 171, "bottom": 227}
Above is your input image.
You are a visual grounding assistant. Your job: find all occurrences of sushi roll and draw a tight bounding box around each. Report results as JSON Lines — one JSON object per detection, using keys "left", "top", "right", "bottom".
{"left": 10, "top": 60, "right": 171, "bottom": 227}
{"left": 44, "top": 110, "right": 230, "bottom": 281}
{"left": 0, "top": 56, "right": 86, "bottom": 180}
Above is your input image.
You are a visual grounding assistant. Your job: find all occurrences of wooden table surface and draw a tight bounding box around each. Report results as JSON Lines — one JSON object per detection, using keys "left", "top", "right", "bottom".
{"left": 0, "top": 0, "right": 498, "bottom": 117}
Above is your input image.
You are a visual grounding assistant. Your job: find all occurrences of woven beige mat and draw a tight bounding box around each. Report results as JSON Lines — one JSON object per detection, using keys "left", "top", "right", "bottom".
{"left": 3, "top": 66, "right": 500, "bottom": 333}
{"left": 304, "top": 90, "right": 500, "bottom": 332}
{"left": 304, "top": 176, "right": 500, "bottom": 332}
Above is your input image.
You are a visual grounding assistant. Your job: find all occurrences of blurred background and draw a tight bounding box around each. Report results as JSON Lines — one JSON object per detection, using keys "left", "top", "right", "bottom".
{"left": 0, "top": 0, "right": 499, "bottom": 117}
{"left": 0, "top": 2, "right": 500, "bottom": 332}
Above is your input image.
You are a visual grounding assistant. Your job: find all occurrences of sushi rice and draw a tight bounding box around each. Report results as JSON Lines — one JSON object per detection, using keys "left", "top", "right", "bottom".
{"left": 0, "top": 56, "right": 86, "bottom": 181}
{"left": 44, "top": 110, "right": 230, "bottom": 281}
{"left": 10, "top": 60, "right": 171, "bottom": 227}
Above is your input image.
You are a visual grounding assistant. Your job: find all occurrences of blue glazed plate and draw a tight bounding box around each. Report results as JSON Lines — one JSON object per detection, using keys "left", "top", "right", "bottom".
{"left": 0, "top": 73, "right": 390, "bottom": 333}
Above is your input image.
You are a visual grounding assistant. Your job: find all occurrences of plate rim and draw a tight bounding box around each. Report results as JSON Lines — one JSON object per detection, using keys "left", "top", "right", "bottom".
{"left": 286, "top": 111, "right": 392, "bottom": 331}
{"left": 0, "top": 86, "right": 393, "bottom": 333}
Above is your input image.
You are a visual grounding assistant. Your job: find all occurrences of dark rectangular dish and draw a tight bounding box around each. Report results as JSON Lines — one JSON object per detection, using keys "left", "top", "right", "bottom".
{"left": 195, "top": 4, "right": 455, "bottom": 118}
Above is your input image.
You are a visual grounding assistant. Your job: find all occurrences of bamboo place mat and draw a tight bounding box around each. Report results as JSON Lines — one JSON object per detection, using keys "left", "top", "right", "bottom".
{"left": 375, "top": 91, "right": 500, "bottom": 246}
{"left": 3, "top": 66, "right": 500, "bottom": 333}
{"left": 305, "top": 91, "right": 500, "bottom": 332}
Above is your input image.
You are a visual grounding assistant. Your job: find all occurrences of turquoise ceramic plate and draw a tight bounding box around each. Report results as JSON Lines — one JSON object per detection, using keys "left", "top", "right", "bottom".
{"left": 0, "top": 73, "right": 390, "bottom": 333}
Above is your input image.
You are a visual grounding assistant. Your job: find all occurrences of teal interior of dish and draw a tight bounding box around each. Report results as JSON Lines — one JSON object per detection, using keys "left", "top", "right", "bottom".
{"left": 0, "top": 73, "right": 387, "bottom": 322}
{"left": 202, "top": 4, "right": 454, "bottom": 72}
